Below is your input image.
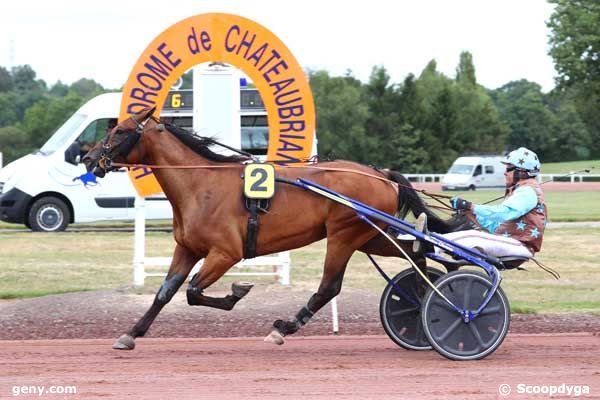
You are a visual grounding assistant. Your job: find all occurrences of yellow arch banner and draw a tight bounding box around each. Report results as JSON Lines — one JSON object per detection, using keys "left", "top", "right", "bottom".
{"left": 120, "top": 13, "right": 315, "bottom": 196}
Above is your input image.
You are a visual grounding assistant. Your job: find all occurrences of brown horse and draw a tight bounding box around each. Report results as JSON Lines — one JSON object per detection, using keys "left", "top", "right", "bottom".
{"left": 83, "top": 108, "right": 462, "bottom": 350}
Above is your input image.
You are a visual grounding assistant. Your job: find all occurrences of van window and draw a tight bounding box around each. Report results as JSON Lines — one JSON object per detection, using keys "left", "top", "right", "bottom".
{"left": 77, "top": 119, "right": 117, "bottom": 155}
{"left": 485, "top": 165, "right": 494, "bottom": 174}
{"left": 39, "top": 113, "right": 87, "bottom": 155}
{"left": 473, "top": 165, "right": 482, "bottom": 177}
{"left": 448, "top": 164, "right": 473, "bottom": 175}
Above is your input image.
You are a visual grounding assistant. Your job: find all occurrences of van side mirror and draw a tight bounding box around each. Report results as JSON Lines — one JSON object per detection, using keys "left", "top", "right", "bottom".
{"left": 65, "top": 141, "right": 82, "bottom": 165}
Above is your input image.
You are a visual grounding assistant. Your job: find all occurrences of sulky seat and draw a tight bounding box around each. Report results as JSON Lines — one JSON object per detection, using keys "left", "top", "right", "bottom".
{"left": 425, "top": 252, "right": 530, "bottom": 272}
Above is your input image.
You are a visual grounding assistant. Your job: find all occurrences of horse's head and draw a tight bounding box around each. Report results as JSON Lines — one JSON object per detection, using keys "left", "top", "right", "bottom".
{"left": 83, "top": 107, "right": 156, "bottom": 177}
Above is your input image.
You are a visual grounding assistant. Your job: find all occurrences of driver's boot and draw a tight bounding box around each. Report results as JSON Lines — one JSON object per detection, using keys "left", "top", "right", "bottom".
{"left": 412, "top": 213, "right": 431, "bottom": 255}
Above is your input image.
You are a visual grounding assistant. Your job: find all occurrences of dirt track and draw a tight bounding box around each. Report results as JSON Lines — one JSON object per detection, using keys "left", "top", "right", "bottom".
{"left": 1, "top": 334, "right": 598, "bottom": 399}
{"left": 1, "top": 289, "right": 599, "bottom": 399}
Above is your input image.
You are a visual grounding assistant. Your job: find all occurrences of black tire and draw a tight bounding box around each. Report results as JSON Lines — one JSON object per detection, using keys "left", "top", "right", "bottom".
{"left": 380, "top": 267, "right": 445, "bottom": 350}
{"left": 421, "top": 270, "right": 510, "bottom": 361}
{"left": 468, "top": 185, "right": 476, "bottom": 191}
{"left": 28, "top": 196, "right": 70, "bottom": 232}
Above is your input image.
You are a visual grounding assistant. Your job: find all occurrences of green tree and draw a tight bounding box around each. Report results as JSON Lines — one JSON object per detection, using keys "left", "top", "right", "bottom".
{"left": 49, "top": 81, "right": 69, "bottom": 97}
{"left": 0, "top": 93, "right": 19, "bottom": 127}
{"left": 548, "top": 0, "right": 600, "bottom": 87}
{"left": 453, "top": 53, "right": 508, "bottom": 155}
{"left": 456, "top": 51, "right": 477, "bottom": 87}
{"left": 22, "top": 92, "right": 83, "bottom": 148}
{"left": 394, "top": 74, "right": 429, "bottom": 172}
{"left": 544, "top": 89, "right": 593, "bottom": 161}
{"left": 0, "top": 125, "right": 32, "bottom": 163}
{"left": 363, "top": 65, "right": 403, "bottom": 166}
{"left": 309, "top": 70, "right": 372, "bottom": 162}
{"left": 69, "top": 78, "right": 104, "bottom": 99}
{"left": 547, "top": 0, "right": 600, "bottom": 157}
{"left": 11, "top": 65, "right": 46, "bottom": 92}
{"left": 0, "top": 66, "right": 12, "bottom": 92}
{"left": 492, "top": 80, "right": 556, "bottom": 157}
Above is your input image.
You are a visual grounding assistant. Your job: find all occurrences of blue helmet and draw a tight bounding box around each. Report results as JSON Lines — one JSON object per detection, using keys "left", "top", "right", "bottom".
{"left": 502, "top": 147, "right": 541, "bottom": 176}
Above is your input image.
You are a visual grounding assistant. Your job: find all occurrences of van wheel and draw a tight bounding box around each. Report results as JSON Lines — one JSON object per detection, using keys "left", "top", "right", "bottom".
{"left": 28, "top": 196, "right": 70, "bottom": 232}
{"left": 468, "top": 185, "right": 476, "bottom": 191}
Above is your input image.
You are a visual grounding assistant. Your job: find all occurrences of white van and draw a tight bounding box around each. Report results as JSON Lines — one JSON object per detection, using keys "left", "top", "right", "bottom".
{"left": 441, "top": 156, "right": 505, "bottom": 191}
{"left": 0, "top": 89, "right": 269, "bottom": 231}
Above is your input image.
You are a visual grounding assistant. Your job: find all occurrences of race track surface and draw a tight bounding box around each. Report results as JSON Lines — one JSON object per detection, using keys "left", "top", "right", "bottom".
{"left": 1, "top": 334, "right": 597, "bottom": 399}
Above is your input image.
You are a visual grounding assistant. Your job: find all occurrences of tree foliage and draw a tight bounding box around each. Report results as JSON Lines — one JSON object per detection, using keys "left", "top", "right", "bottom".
{"left": 548, "top": 0, "right": 600, "bottom": 87}
{"left": 547, "top": 0, "right": 600, "bottom": 157}
{"left": 0, "top": 65, "right": 103, "bottom": 164}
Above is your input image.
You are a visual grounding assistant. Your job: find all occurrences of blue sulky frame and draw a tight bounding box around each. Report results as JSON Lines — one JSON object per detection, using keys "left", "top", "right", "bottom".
{"left": 279, "top": 177, "right": 503, "bottom": 324}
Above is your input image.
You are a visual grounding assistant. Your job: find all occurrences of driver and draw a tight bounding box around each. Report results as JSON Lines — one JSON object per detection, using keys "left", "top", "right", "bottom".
{"left": 414, "top": 147, "right": 547, "bottom": 258}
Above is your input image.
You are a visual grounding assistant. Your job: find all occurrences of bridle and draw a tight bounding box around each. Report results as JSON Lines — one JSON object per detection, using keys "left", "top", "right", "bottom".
{"left": 97, "top": 116, "right": 147, "bottom": 173}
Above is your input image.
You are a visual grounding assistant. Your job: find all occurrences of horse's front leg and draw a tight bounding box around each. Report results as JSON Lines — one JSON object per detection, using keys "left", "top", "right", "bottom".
{"left": 185, "top": 249, "right": 254, "bottom": 310}
{"left": 113, "top": 244, "right": 200, "bottom": 350}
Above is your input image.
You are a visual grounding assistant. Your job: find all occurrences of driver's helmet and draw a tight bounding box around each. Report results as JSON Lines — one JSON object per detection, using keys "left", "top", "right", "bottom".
{"left": 502, "top": 147, "right": 541, "bottom": 176}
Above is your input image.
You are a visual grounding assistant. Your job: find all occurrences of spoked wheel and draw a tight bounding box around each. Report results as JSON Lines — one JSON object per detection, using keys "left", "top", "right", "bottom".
{"left": 421, "top": 270, "right": 510, "bottom": 360}
{"left": 380, "top": 267, "right": 444, "bottom": 350}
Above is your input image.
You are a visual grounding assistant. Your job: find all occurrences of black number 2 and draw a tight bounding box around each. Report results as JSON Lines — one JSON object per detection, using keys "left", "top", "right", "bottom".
{"left": 250, "top": 168, "right": 268, "bottom": 191}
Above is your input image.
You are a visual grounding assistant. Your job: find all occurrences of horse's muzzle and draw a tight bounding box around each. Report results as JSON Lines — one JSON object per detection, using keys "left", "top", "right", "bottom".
{"left": 82, "top": 147, "right": 102, "bottom": 173}
{"left": 92, "top": 166, "right": 106, "bottom": 178}
{"left": 82, "top": 154, "right": 107, "bottom": 178}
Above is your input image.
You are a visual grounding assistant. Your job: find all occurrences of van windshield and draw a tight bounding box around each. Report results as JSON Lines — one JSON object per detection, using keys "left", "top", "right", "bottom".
{"left": 448, "top": 164, "right": 474, "bottom": 175}
{"left": 39, "top": 113, "right": 87, "bottom": 155}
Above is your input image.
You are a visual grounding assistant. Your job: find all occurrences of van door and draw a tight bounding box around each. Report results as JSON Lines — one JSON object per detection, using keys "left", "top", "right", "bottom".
{"left": 483, "top": 164, "right": 496, "bottom": 188}
{"left": 56, "top": 118, "right": 131, "bottom": 221}
{"left": 484, "top": 163, "right": 501, "bottom": 187}
{"left": 471, "top": 164, "right": 483, "bottom": 188}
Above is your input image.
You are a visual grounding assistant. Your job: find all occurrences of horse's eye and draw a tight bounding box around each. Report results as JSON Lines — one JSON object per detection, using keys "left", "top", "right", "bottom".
{"left": 115, "top": 129, "right": 126, "bottom": 135}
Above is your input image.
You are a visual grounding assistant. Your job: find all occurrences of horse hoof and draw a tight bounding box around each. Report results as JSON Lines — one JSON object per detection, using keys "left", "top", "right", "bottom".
{"left": 112, "top": 334, "right": 135, "bottom": 350}
{"left": 264, "top": 330, "right": 285, "bottom": 345}
{"left": 232, "top": 281, "right": 254, "bottom": 298}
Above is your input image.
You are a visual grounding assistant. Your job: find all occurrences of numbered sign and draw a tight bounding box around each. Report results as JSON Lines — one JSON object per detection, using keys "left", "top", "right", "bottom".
{"left": 244, "top": 164, "right": 276, "bottom": 199}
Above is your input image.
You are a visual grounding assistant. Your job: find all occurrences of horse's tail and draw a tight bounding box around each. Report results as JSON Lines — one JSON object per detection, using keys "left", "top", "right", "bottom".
{"left": 384, "top": 170, "right": 468, "bottom": 233}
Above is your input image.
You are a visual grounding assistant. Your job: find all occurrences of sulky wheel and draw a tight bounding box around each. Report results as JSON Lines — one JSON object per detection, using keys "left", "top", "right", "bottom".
{"left": 380, "top": 267, "right": 444, "bottom": 350}
{"left": 421, "top": 270, "right": 510, "bottom": 361}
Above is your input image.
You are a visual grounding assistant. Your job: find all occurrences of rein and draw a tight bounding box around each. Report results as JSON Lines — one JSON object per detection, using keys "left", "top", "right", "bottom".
{"left": 106, "top": 116, "right": 454, "bottom": 208}
{"left": 110, "top": 161, "right": 400, "bottom": 186}
{"left": 112, "top": 159, "right": 455, "bottom": 212}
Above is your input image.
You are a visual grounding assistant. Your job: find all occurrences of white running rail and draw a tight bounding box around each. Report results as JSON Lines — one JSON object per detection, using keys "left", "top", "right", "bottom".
{"left": 132, "top": 196, "right": 290, "bottom": 286}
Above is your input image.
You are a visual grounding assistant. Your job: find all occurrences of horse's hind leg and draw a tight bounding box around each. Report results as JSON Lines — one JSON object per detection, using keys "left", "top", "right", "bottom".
{"left": 113, "top": 244, "right": 200, "bottom": 350}
{"left": 265, "top": 236, "right": 357, "bottom": 345}
{"left": 186, "top": 249, "right": 254, "bottom": 310}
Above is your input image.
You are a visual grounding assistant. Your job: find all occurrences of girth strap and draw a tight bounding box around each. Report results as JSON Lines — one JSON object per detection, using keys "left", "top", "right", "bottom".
{"left": 245, "top": 199, "right": 260, "bottom": 259}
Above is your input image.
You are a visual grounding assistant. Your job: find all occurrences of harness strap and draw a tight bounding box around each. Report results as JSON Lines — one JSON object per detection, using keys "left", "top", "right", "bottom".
{"left": 245, "top": 199, "right": 260, "bottom": 259}
{"left": 110, "top": 162, "right": 453, "bottom": 209}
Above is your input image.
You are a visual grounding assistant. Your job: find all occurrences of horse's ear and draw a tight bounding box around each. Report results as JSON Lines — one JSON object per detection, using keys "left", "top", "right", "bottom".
{"left": 133, "top": 106, "right": 156, "bottom": 123}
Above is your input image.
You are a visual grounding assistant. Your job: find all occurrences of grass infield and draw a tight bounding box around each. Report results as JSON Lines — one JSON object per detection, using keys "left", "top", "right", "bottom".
{"left": 0, "top": 227, "right": 598, "bottom": 314}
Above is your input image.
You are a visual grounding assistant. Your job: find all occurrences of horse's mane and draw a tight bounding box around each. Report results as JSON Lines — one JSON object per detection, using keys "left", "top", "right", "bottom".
{"left": 164, "top": 123, "right": 251, "bottom": 163}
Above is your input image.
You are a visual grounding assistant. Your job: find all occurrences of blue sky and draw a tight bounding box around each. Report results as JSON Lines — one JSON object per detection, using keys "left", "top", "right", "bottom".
{"left": 1, "top": 0, "right": 557, "bottom": 91}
